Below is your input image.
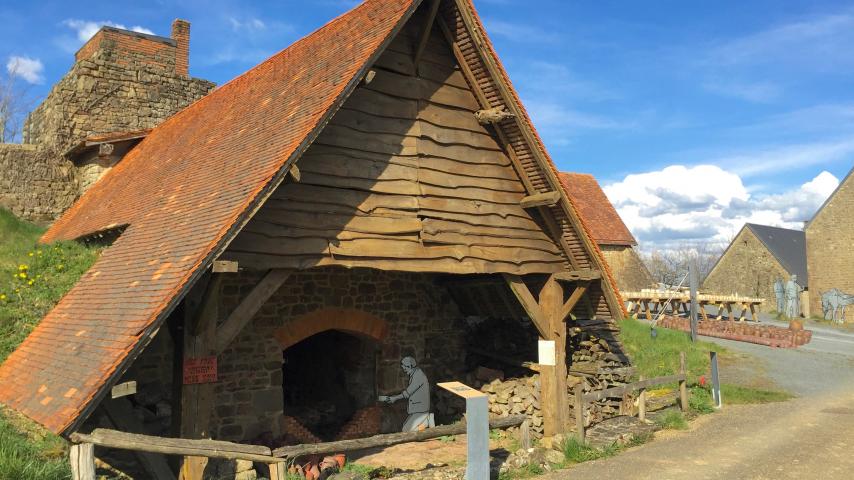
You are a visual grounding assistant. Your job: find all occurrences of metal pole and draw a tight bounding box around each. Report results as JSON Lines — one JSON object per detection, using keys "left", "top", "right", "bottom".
{"left": 710, "top": 351, "right": 722, "bottom": 408}
{"left": 689, "top": 261, "right": 698, "bottom": 342}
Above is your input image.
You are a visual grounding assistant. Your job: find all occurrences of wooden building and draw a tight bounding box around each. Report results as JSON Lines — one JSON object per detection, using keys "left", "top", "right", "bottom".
{"left": 0, "top": 1, "right": 630, "bottom": 477}
{"left": 559, "top": 172, "right": 654, "bottom": 292}
{"left": 806, "top": 167, "right": 854, "bottom": 322}
{"left": 703, "top": 223, "right": 807, "bottom": 313}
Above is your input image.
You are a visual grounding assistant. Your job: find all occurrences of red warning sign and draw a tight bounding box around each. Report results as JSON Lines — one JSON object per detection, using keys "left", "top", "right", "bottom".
{"left": 183, "top": 356, "right": 218, "bottom": 385}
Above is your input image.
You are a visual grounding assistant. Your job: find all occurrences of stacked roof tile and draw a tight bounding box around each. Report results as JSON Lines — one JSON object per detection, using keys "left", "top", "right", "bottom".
{"left": 559, "top": 172, "right": 637, "bottom": 246}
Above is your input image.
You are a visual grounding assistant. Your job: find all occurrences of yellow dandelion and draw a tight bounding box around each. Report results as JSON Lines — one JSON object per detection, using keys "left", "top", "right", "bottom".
{"left": 27, "top": 252, "right": 33, "bottom": 257}
{"left": 0, "top": 294, "right": 6, "bottom": 301}
{"left": 18, "top": 264, "right": 27, "bottom": 271}
{"left": 36, "top": 249, "right": 42, "bottom": 255}
{"left": 18, "top": 272, "right": 27, "bottom": 279}
{"left": 27, "top": 280, "right": 34, "bottom": 286}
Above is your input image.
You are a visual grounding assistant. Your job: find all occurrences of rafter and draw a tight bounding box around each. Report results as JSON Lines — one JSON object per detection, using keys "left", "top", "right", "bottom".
{"left": 413, "top": 0, "right": 441, "bottom": 71}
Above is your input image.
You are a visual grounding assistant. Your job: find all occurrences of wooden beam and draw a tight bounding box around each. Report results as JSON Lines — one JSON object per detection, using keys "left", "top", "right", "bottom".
{"left": 559, "top": 282, "right": 589, "bottom": 322}
{"left": 519, "top": 191, "right": 561, "bottom": 209}
{"left": 214, "top": 269, "right": 292, "bottom": 353}
{"left": 413, "top": 0, "right": 441, "bottom": 71}
{"left": 553, "top": 269, "right": 601, "bottom": 282}
{"left": 501, "top": 273, "right": 546, "bottom": 336}
{"left": 288, "top": 163, "right": 301, "bottom": 182}
{"left": 539, "top": 275, "right": 569, "bottom": 435}
{"left": 273, "top": 415, "right": 525, "bottom": 458}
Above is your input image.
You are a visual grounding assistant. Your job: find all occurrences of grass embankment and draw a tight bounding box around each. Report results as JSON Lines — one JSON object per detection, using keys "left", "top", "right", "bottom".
{"left": 0, "top": 208, "right": 100, "bottom": 480}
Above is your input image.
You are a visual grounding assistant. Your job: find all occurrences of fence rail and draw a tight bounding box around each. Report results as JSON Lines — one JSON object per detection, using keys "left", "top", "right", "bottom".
{"left": 574, "top": 352, "right": 689, "bottom": 442}
{"left": 68, "top": 416, "right": 526, "bottom": 480}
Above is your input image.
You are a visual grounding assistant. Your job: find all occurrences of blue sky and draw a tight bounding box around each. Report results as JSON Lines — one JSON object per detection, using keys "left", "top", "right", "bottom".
{"left": 2, "top": 0, "right": 853, "bottom": 249}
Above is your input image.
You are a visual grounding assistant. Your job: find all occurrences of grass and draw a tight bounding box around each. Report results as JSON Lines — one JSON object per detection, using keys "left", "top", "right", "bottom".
{"left": 654, "top": 410, "right": 688, "bottom": 430}
{"left": 0, "top": 208, "right": 100, "bottom": 480}
{"left": 720, "top": 384, "right": 793, "bottom": 404}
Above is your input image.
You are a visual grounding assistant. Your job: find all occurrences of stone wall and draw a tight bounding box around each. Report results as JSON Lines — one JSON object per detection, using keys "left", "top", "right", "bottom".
{"left": 703, "top": 227, "right": 789, "bottom": 312}
{"left": 23, "top": 51, "right": 213, "bottom": 153}
{"left": 807, "top": 173, "right": 854, "bottom": 322}
{"left": 600, "top": 245, "right": 655, "bottom": 292}
{"left": 0, "top": 144, "right": 79, "bottom": 222}
{"left": 211, "top": 267, "right": 467, "bottom": 442}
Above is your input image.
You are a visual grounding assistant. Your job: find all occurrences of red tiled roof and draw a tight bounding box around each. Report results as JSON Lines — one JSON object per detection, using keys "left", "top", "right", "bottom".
{"left": 559, "top": 172, "right": 636, "bottom": 246}
{"left": 0, "top": 0, "right": 420, "bottom": 434}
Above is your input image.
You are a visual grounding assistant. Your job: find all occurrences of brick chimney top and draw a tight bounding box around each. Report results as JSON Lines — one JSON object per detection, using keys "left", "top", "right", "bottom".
{"left": 172, "top": 19, "right": 190, "bottom": 77}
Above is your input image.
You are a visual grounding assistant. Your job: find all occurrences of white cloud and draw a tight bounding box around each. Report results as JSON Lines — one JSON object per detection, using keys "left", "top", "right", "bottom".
{"left": 604, "top": 165, "right": 839, "bottom": 250}
{"left": 228, "top": 17, "right": 266, "bottom": 32}
{"left": 62, "top": 19, "right": 154, "bottom": 43}
{"left": 712, "top": 139, "right": 854, "bottom": 178}
{"left": 701, "top": 79, "right": 781, "bottom": 103}
{"left": 482, "top": 18, "right": 561, "bottom": 44}
{"left": 6, "top": 56, "right": 44, "bottom": 84}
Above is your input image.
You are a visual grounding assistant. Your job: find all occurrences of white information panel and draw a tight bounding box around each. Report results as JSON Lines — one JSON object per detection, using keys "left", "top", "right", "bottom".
{"left": 538, "top": 340, "right": 556, "bottom": 366}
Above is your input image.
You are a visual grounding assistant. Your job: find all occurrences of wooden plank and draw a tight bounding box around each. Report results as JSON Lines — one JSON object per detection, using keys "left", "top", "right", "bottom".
{"left": 243, "top": 221, "right": 420, "bottom": 243}
{"left": 273, "top": 415, "right": 525, "bottom": 459}
{"left": 212, "top": 260, "right": 238, "bottom": 273}
{"left": 422, "top": 218, "right": 550, "bottom": 240}
{"left": 180, "top": 457, "right": 207, "bottom": 480}
{"left": 252, "top": 209, "right": 423, "bottom": 234}
{"left": 327, "top": 238, "right": 563, "bottom": 264}
{"left": 421, "top": 230, "right": 562, "bottom": 254}
{"left": 214, "top": 269, "right": 292, "bottom": 353}
{"left": 70, "top": 430, "right": 276, "bottom": 463}
{"left": 501, "top": 274, "right": 547, "bottom": 336}
{"left": 582, "top": 374, "right": 686, "bottom": 403}
{"left": 111, "top": 381, "right": 137, "bottom": 399}
{"left": 553, "top": 270, "right": 602, "bottom": 282}
{"left": 70, "top": 443, "right": 95, "bottom": 480}
{"left": 226, "top": 252, "right": 564, "bottom": 275}
{"left": 413, "top": 0, "right": 441, "bottom": 69}
{"left": 268, "top": 462, "right": 287, "bottom": 480}
{"left": 364, "top": 70, "right": 480, "bottom": 111}
{"left": 273, "top": 182, "right": 421, "bottom": 212}
{"left": 343, "top": 88, "right": 418, "bottom": 119}
{"left": 103, "top": 399, "right": 176, "bottom": 480}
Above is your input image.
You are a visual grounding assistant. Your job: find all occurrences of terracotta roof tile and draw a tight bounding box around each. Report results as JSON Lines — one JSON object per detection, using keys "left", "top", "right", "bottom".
{"left": 0, "top": 0, "right": 419, "bottom": 434}
{"left": 559, "top": 172, "right": 636, "bottom": 246}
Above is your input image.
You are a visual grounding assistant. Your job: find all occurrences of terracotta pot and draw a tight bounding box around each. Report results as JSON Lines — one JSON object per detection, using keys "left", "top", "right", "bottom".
{"left": 334, "top": 453, "right": 346, "bottom": 468}
{"left": 789, "top": 319, "right": 804, "bottom": 331}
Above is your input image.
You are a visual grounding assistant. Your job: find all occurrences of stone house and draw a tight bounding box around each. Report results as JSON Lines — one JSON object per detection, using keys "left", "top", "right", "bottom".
{"left": 0, "top": 1, "right": 633, "bottom": 478}
{"left": 806, "top": 167, "right": 854, "bottom": 322}
{"left": 703, "top": 223, "right": 807, "bottom": 313}
{"left": 0, "top": 20, "right": 214, "bottom": 222}
{"left": 559, "top": 172, "right": 654, "bottom": 292}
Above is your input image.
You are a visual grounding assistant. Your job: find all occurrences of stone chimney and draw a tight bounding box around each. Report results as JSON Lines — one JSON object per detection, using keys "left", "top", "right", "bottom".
{"left": 172, "top": 19, "right": 190, "bottom": 76}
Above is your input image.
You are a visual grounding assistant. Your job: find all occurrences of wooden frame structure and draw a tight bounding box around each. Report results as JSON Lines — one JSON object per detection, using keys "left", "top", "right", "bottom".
{"left": 623, "top": 291, "right": 765, "bottom": 322}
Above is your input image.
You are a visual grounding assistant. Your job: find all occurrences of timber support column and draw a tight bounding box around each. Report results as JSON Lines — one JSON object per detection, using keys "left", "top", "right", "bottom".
{"left": 178, "top": 274, "right": 222, "bottom": 480}
{"left": 539, "top": 276, "right": 570, "bottom": 435}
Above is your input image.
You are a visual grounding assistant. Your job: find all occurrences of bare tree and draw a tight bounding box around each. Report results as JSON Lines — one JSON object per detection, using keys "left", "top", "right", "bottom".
{"left": 641, "top": 240, "right": 726, "bottom": 289}
{"left": 0, "top": 64, "right": 31, "bottom": 143}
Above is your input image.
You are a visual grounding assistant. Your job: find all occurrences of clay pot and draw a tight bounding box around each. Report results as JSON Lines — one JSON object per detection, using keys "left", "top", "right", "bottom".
{"left": 789, "top": 319, "right": 804, "bottom": 331}
{"left": 334, "top": 453, "right": 346, "bottom": 468}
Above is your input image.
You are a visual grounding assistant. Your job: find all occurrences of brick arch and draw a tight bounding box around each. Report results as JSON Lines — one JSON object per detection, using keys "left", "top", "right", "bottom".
{"left": 273, "top": 307, "right": 389, "bottom": 350}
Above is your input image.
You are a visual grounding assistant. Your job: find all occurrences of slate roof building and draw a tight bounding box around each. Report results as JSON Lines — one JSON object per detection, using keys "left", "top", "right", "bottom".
{"left": 559, "top": 172, "right": 654, "bottom": 292}
{"left": 0, "top": 1, "right": 634, "bottom": 473}
{"left": 703, "top": 223, "right": 808, "bottom": 313}
{"left": 806, "top": 166, "right": 854, "bottom": 322}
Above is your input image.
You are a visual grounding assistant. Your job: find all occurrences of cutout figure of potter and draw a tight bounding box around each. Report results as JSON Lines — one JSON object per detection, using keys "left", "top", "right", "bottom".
{"left": 379, "top": 356, "right": 434, "bottom": 432}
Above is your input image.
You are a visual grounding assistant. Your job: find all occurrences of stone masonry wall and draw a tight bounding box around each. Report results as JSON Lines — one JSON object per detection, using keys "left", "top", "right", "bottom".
{"left": 0, "top": 144, "right": 79, "bottom": 222}
{"left": 703, "top": 227, "right": 790, "bottom": 312}
{"left": 211, "top": 267, "right": 467, "bottom": 442}
{"left": 807, "top": 173, "right": 854, "bottom": 322}
{"left": 23, "top": 51, "right": 213, "bottom": 153}
{"left": 600, "top": 245, "right": 655, "bottom": 292}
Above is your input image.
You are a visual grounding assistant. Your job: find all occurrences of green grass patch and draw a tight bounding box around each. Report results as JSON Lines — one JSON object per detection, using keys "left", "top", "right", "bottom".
{"left": 0, "top": 409, "right": 70, "bottom": 480}
{"left": 561, "top": 437, "right": 620, "bottom": 464}
{"left": 720, "top": 384, "right": 793, "bottom": 404}
{"left": 0, "top": 209, "right": 100, "bottom": 479}
{"left": 654, "top": 410, "right": 688, "bottom": 430}
{"left": 0, "top": 209, "right": 101, "bottom": 363}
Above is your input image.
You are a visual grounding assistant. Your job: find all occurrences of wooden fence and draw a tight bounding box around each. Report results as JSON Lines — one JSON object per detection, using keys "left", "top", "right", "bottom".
{"left": 573, "top": 352, "right": 689, "bottom": 442}
{"left": 69, "top": 415, "right": 526, "bottom": 480}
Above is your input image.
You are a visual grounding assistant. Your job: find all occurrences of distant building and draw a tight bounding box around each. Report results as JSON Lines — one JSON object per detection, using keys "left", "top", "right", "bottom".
{"left": 703, "top": 223, "right": 807, "bottom": 313}
{"left": 806, "top": 167, "right": 854, "bottom": 322}
{"left": 560, "top": 172, "right": 655, "bottom": 292}
{"left": 0, "top": 20, "right": 214, "bottom": 222}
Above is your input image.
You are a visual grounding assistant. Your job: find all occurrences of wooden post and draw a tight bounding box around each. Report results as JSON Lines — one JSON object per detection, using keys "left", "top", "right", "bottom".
{"left": 268, "top": 461, "right": 287, "bottom": 480}
{"left": 679, "top": 352, "right": 689, "bottom": 411}
{"left": 539, "top": 276, "right": 570, "bottom": 435}
{"left": 520, "top": 419, "right": 532, "bottom": 450}
{"left": 637, "top": 375, "right": 647, "bottom": 421}
{"left": 70, "top": 443, "right": 95, "bottom": 480}
{"left": 573, "top": 383, "right": 585, "bottom": 442}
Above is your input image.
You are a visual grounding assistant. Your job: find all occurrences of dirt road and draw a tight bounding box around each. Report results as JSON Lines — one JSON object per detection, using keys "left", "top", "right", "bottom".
{"left": 542, "top": 325, "right": 854, "bottom": 479}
